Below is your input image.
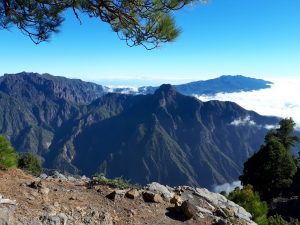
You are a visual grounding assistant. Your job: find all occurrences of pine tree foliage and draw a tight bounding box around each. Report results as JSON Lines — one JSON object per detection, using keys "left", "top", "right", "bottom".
{"left": 0, "top": 0, "right": 205, "bottom": 49}
{"left": 275, "top": 118, "right": 300, "bottom": 150}
{"left": 0, "top": 135, "right": 18, "bottom": 168}
{"left": 18, "top": 152, "right": 42, "bottom": 176}
{"left": 240, "top": 118, "right": 299, "bottom": 200}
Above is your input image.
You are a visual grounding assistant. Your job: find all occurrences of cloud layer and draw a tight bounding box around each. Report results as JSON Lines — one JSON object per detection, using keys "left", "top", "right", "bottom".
{"left": 196, "top": 78, "right": 300, "bottom": 130}
{"left": 213, "top": 181, "right": 242, "bottom": 194}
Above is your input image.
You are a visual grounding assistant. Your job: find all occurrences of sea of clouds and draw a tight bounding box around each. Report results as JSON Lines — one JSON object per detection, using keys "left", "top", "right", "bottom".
{"left": 196, "top": 77, "right": 300, "bottom": 130}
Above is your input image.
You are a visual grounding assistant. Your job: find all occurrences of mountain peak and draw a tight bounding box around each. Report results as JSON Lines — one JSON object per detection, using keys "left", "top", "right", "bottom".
{"left": 155, "top": 84, "right": 177, "bottom": 95}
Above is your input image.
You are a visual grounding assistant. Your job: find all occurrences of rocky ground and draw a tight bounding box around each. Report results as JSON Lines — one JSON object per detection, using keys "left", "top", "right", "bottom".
{"left": 0, "top": 169, "right": 256, "bottom": 225}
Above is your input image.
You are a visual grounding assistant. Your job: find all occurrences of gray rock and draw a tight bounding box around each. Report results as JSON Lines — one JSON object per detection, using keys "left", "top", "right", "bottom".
{"left": 39, "top": 187, "right": 50, "bottom": 196}
{"left": 194, "top": 188, "right": 256, "bottom": 225}
{"left": 66, "top": 176, "right": 77, "bottom": 182}
{"left": 99, "top": 212, "right": 113, "bottom": 225}
{"left": 0, "top": 206, "right": 15, "bottom": 225}
{"left": 57, "top": 213, "right": 68, "bottom": 225}
{"left": 145, "top": 182, "right": 174, "bottom": 200}
{"left": 40, "top": 215, "right": 61, "bottom": 225}
{"left": 39, "top": 173, "right": 48, "bottom": 179}
{"left": 0, "top": 199, "right": 16, "bottom": 205}
{"left": 51, "top": 171, "right": 67, "bottom": 180}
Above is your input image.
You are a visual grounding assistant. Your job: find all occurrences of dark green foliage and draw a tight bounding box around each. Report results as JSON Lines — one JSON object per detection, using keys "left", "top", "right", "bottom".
{"left": 269, "top": 215, "right": 300, "bottom": 225}
{"left": 240, "top": 118, "right": 299, "bottom": 200}
{"left": 228, "top": 185, "right": 268, "bottom": 225}
{"left": 0, "top": 135, "right": 18, "bottom": 168}
{"left": 0, "top": 0, "right": 200, "bottom": 48}
{"left": 18, "top": 153, "right": 42, "bottom": 176}
{"left": 268, "top": 215, "right": 300, "bottom": 225}
{"left": 268, "top": 215, "right": 289, "bottom": 225}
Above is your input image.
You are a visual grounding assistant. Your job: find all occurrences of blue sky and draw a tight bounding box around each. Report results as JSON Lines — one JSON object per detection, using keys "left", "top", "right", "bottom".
{"left": 0, "top": 0, "right": 299, "bottom": 85}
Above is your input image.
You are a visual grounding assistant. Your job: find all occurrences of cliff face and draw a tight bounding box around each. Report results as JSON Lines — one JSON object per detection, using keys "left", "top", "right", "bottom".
{"left": 0, "top": 169, "right": 256, "bottom": 225}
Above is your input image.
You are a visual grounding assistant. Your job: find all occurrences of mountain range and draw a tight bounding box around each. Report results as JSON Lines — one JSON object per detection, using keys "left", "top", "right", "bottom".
{"left": 109, "top": 75, "right": 273, "bottom": 95}
{"left": 0, "top": 72, "right": 279, "bottom": 189}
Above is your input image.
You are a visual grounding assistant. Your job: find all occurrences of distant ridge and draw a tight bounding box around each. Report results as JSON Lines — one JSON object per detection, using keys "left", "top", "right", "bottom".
{"left": 108, "top": 75, "right": 273, "bottom": 95}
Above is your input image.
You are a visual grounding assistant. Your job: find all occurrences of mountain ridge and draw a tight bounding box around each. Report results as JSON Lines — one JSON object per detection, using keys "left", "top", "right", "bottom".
{"left": 0, "top": 72, "right": 279, "bottom": 189}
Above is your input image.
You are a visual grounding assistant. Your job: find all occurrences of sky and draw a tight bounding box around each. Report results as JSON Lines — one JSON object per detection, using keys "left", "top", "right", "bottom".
{"left": 0, "top": 0, "right": 300, "bottom": 85}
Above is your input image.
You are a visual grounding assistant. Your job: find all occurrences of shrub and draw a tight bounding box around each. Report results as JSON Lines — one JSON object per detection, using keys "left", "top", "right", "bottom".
{"left": 268, "top": 215, "right": 289, "bottom": 225}
{"left": 228, "top": 185, "right": 268, "bottom": 225}
{"left": 92, "top": 173, "right": 132, "bottom": 189}
{"left": 18, "top": 153, "right": 42, "bottom": 176}
{"left": 0, "top": 135, "right": 18, "bottom": 168}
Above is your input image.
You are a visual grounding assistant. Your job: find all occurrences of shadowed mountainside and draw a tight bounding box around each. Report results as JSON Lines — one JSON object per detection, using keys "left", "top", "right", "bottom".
{"left": 0, "top": 72, "right": 279, "bottom": 188}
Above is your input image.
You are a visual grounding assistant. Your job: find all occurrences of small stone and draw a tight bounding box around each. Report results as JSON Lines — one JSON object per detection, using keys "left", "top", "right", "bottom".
{"left": 69, "top": 196, "right": 76, "bottom": 200}
{"left": 170, "top": 195, "right": 182, "bottom": 205}
{"left": 39, "top": 173, "right": 48, "bottom": 179}
{"left": 40, "top": 187, "right": 50, "bottom": 195}
{"left": 125, "top": 189, "right": 140, "bottom": 199}
{"left": 28, "top": 180, "right": 43, "bottom": 189}
{"left": 226, "top": 207, "right": 235, "bottom": 217}
{"left": 106, "top": 191, "right": 117, "bottom": 201}
{"left": 53, "top": 202, "right": 60, "bottom": 208}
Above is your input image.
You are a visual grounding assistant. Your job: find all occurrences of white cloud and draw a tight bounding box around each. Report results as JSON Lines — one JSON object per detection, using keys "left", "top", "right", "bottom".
{"left": 230, "top": 115, "right": 256, "bottom": 126}
{"left": 212, "top": 181, "right": 242, "bottom": 194}
{"left": 195, "top": 78, "right": 300, "bottom": 130}
{"left": 230, "top": 115, "right": 279, "bottom": 129}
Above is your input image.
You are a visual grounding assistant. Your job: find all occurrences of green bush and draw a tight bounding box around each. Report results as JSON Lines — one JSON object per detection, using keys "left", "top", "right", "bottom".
{"left": 0, "top": 135, "right": 18, "bottom": 168}
{"left": 268, "top": 215, "right": 289, "bottom": 225}
{"left": 228, "top": 185, "right": 268, "bottom": 225}
{"left": 92, "top": 173, "right": 132, "bottom": 189}
{"left": 18, "top": 153, "right": 42, "bottom": 176}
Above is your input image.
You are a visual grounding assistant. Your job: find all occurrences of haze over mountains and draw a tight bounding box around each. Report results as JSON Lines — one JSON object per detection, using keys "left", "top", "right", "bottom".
{"left": 0, "top": 72, "right": 280, "bottom": 189}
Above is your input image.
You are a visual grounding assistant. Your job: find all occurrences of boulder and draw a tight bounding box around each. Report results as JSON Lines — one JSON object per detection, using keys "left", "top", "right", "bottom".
{"left": 145, "top": 183, "right": 174, "bottom": 200}
{"left": 125, "top": 189, "right": 140, "bottom": 199}
{"left": 180, "top": 201, "right": 198, "bottom": 219}
{"left": 51, "top": 171, "right": 67, "bottom": 181}
{"left": 195, "top": 187, "right": 254, "bottom": 224}
{"left": 106, "top": 190, "right": 127, "bottom": 201}
{"left": 0, "top": 206, "right": 15, "bottom": 225}
{"left": 142, "top": 191, "right": 164, "bottom": 203}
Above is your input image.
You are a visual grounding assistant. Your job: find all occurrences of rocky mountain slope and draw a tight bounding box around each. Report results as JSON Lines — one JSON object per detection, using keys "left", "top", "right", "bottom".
{"left": 0, "top": 72, "right": 279, "bottom": 189}
{"left": 46, "top": 84, "right": 279, "bottom": 188}
{"left": 0, "top": 169, "right": 256, "bottom": 225}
